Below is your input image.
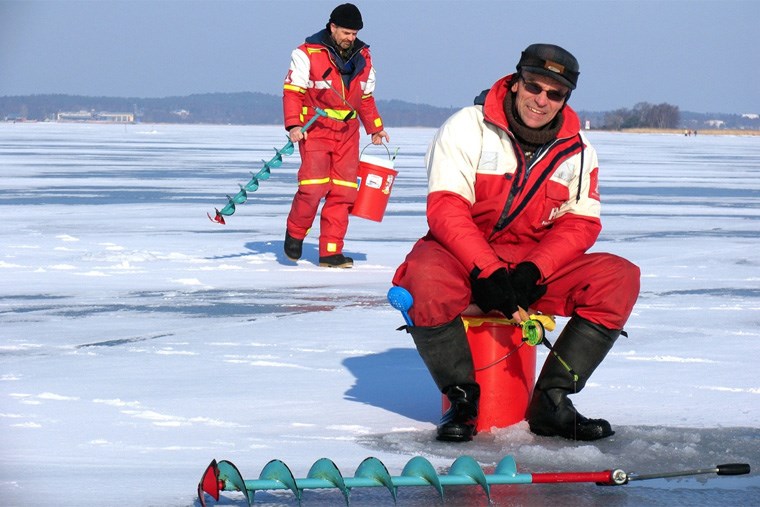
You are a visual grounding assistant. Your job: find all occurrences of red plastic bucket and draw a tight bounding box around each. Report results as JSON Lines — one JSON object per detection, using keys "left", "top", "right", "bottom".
{"left": 442, "top": 316, "right": 537, "bottom": 432}
{"left": 351, "top": 149, "right": 397, "bottom": 222}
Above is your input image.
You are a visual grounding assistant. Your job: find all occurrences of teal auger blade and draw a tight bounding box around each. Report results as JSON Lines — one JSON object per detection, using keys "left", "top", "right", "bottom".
{"left": 267, "top": 151, "right": 284, "bottom": 168}
{"left": 279, "top": 139, "right": 295, "bottom": 156}
{"left": 244, "top": 174, "right": 259, "bottom": 192}
{"left": 308, "top": 458, "right": 350, "bottom": 506}
{"left": 217, "top": 460, "right": 252, "bottom": 506}
{"left": 450, "top": 456, "right": 491, "bottom": 501}
{"left": 401, "top": 456, "right": 444, "bottom": 502}
{"left": 231, "top": 186, "right": 247, "bottom": 204}
{"left": 256, "top": 164, "right": 271, "bottom": 180}
{"left": 219, "top": 198, "right": 235, "bottom": 216}
{"left": 354, "top": 457, "right": 397, "bottom": 502}
{"left": 494, "top": 455, "right": 519, "bottom": 477}
{"left": 259, "top": 459, "right": 301, "bottom": 502}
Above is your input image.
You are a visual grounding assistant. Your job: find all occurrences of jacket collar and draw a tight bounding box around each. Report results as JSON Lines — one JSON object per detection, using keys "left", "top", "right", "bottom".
{"left": 306, "top": 29, "right": 367, "bottom": 59}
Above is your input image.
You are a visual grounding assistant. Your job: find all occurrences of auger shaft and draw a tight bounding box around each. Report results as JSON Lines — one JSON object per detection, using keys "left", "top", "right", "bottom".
{"left": 530, "top": 471, "right": 616, "bottom": 484}
{"left": 236, "top": 471, "right": 620, "bottom": 491}
{"left": 239, "top": 473, "right": 536, "bottom": 491}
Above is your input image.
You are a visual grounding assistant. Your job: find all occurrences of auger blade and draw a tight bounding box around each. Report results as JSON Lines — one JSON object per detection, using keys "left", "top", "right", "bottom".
{"left": 197, "top": 459, "right": 220, "bottom": 507}
{"left": 259, "top": 459, "right": 301, "bottom": 501}
{"left": 450, "top": 455, "right": 491, "bottom": 502}
{"left": 220, "top": 198, "right": 236, "bottom": 216}
{"left": 279, "top": 139, "right": 295, "bottom": 156}
{"left": 256, "top": 165, "right": 271, "bottom": 180}
{"left": 217, "top": 460, "right": 252, "bottom": 506}
{"left": 244, "top": 174, "right": 259, "bottom": 192}
{"left": 401, "top": 456, "right": 444, "bottom": 502}
{"left": 307, "top": 458, "right": 350, "bottom": 506}
{"left": 494, "top": 455, "right": 519, "bottom": 477}
{"left": 232, "top": 186, "right": 247, "bottom": 204}
{"left": 266, "top": 149, "right": 283, "bottom": 168}
{"left": 354, "top": 457, "right": 397, "bottom": 502}
{"left": 207, "top": 210, "right": 226, "bottom": 224}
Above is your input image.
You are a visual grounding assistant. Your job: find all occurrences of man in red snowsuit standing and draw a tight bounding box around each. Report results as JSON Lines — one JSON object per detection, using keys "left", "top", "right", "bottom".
{"left": 283, "top": 3, "right": 390, "bottom": 268}
{"left": 393, "top": 44, "right": 640, "bottom": 442}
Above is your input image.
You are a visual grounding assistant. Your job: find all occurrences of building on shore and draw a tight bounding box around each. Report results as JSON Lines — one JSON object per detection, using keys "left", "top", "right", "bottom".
{"left": 56, "top": 110, "right": 135, "bottom": 123}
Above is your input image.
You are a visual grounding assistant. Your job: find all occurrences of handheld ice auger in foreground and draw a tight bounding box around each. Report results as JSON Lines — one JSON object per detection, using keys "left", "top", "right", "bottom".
{"left": 197, "top": 455, "right": 750, "bottom": 506}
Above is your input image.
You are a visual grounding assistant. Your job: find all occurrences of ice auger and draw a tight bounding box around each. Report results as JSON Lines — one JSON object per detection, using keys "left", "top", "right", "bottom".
{"left": 207, "top": 107, "right": 328, "bottom": 224}
{"left": 197, "top": 455, "right": 750, "bottom": 506}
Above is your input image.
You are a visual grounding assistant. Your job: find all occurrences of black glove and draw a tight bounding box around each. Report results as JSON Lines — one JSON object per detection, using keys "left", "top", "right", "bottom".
{"left": 470, "top": 268, "right": 518, "bottom": 317}
{"left": 508, "top": 262, "right": 547, "bottom": 311}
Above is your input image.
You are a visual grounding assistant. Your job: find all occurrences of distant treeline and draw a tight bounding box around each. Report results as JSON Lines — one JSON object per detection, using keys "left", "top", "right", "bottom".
{"left": 602, "top": 102, "right": 680, "bottom": 129}
{"left": 579, "top": 103, "right": 758, "bottom": 131}
{"left": 0, "top": 92, "right": 458, "bottom": 127}
{"left": 1, "top": 93, "right": 757, "bottom": 130}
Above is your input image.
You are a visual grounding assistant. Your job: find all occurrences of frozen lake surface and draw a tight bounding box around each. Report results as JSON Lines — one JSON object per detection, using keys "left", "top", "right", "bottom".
{"left": 1, "top": 122, "right": 758, "bottom": 506}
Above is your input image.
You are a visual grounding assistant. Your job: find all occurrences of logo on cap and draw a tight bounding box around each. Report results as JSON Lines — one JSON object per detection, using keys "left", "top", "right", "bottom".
{"left": 544, "top": 60, "right": 565, "bottom": 74}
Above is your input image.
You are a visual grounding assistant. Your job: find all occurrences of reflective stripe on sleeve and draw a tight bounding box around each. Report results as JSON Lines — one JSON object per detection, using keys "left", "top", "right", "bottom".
{"left": 284, "top": 84, "right": 306, "bottom": 93}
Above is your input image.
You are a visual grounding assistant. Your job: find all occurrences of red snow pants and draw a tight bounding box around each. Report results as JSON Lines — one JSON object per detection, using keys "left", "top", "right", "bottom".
{"left": 392, "top": 236, "right": 640, "bottom": 330}
{"left": 286, "top": 127, "right": 360, "bottom": 257}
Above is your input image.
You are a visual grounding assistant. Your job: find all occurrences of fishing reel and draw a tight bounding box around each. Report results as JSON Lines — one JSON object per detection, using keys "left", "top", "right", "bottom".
{"left": 521, "top": 317, "right": 545, "bottom": 346}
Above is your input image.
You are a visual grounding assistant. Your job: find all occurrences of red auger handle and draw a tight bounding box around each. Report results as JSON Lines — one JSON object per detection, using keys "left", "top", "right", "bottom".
{"left": 716, "top": 463, "right": 751, "bottom": 476}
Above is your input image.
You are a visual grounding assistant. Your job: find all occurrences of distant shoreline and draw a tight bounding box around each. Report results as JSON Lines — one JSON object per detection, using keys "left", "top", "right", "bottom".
{"left": 3, "top": 121, "right": 759, "bottom": 137}
{"left": 613, "top": 128, "right": 759, "bottom": 136}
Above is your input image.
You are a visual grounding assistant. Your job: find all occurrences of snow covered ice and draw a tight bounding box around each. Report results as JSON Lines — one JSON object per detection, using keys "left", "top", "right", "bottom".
{"left": 1, "top": 122, "right": 758, "bottom": 506}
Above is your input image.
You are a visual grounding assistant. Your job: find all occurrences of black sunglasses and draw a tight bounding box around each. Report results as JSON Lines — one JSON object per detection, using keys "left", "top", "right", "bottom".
{"left": 519, "top": 75, "right": 568, "bottom": 102}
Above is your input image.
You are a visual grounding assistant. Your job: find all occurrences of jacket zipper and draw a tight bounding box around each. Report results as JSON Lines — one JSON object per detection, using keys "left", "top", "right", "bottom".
{"left": 492, "top": 137, "right": 558, "bottom": 235}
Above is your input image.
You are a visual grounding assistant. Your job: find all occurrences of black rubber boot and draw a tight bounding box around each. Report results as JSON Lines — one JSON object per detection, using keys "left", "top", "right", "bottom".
{"left": 318, "top": 253, "right": 353, "bottom": 268}
{"left": 284, "top": 232, "right": 303, "bottom": 261}
{"left": 438, "top": 384, "right": 480, "bottom": 442}
{"left": 409, "top": 318, "right": 479, "bottom": 442}
{"left": 528, "top": 316, "right": 621, "bottom": 441}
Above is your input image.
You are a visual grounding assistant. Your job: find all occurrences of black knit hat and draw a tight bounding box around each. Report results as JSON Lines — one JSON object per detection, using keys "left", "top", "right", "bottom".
{"left": 329, "top": 3, "right": 363, "bottom": 30}
{"left": 517, "top": 43, "right": 580, "bottom": 90}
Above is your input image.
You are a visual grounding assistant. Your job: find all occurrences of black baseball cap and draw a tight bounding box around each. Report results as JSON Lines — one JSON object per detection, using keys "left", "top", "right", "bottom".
{"left": 517, "top": 43, "right": 580, "bottom": 90}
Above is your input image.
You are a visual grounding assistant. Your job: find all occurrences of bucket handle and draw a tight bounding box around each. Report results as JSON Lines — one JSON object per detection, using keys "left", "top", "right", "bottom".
{"left": 361, "top": 142, "right": 397, "bottom": 161}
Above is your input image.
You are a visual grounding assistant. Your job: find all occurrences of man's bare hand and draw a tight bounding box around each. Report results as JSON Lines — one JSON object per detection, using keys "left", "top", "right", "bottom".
{"left": 371, "top": 130, "right": 390, "bottom": 145}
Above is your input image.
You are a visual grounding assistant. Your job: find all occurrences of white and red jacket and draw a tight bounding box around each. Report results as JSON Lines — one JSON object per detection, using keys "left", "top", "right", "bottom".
{"left": 424, "top": 74, "right": 602, "bottom": 281}
{"left": 283, "top": 30, "right": 384, "bottom": 139}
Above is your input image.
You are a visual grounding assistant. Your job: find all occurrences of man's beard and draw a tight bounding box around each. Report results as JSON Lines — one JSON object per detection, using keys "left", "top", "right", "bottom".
{"left": 334, "top": 39, "right": 353, "bottom": 56}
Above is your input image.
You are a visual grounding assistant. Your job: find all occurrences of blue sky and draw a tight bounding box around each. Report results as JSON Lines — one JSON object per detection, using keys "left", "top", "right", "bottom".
{"left": 1, "top": 0, "right": 758, "bottom": 114}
